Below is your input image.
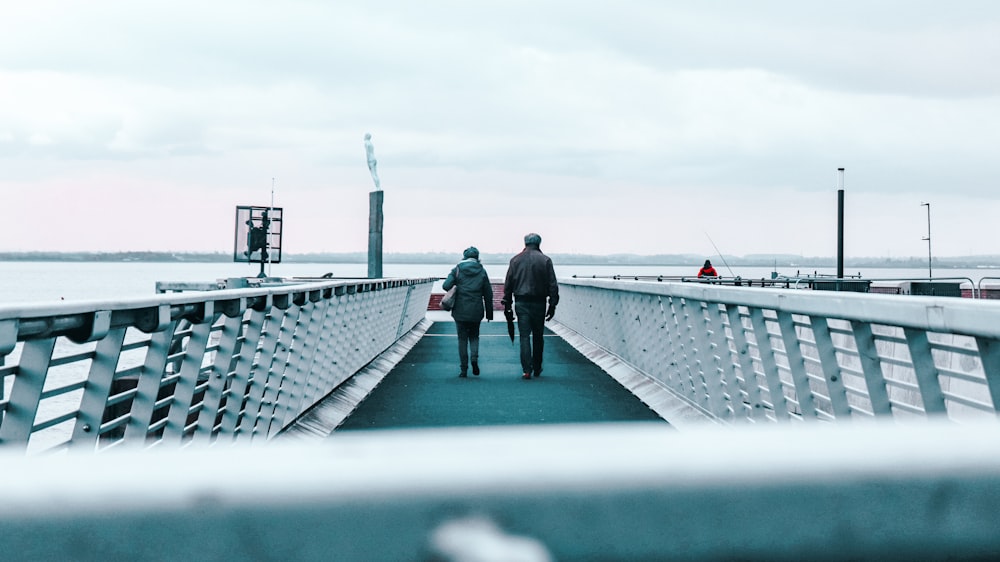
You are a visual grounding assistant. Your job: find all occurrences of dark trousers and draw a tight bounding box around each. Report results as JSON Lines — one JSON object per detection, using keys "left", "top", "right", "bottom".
{"left": 455, "top": 320, "right": 481, "bottom": 371}
{"left": 514, "top": 301, "right": 546, "bottom": 375}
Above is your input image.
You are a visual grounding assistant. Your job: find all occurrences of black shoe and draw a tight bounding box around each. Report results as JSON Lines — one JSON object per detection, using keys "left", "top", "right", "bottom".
{"left": 459, "top": 372, "right": 468, "bottom": 378}
{"left": 472, "top": 362, "right": 480, "bottom": 376}
{"left": 533, "top": 368, "right": 542, "bottom": 378}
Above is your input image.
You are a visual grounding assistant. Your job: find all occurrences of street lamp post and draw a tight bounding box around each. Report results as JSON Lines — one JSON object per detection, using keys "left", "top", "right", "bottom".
{"left": 921, "top": 202, "right": 932, "bottom": 279}
{"left": 836, "top": 168, "right": 845, "bottom": 279}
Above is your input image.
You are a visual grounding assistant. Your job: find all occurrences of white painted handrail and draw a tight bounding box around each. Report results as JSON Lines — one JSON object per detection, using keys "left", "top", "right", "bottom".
{"left": 2, "top": 420, "right": 999, "bottom": 560}
{"left": 554, "top": 278, "right": 1000, "bottom": 423}
{"left": 0, "top": 278, "right": 434, "bottom": 453}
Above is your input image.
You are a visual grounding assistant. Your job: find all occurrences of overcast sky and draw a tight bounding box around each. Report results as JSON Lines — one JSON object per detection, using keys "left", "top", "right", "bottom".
{"left": 2, "top": 1, "right": 998, "bottom": 258}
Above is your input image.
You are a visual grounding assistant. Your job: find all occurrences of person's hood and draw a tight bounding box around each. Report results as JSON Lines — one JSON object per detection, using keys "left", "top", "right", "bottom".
{"left": 457, "top": 258, "right": 485, "bottom": 277}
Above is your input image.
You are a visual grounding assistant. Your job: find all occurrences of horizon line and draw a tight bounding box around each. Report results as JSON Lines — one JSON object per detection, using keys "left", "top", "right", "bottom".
{"left": 0, "top": 250, "right": 994, "bottom": 261}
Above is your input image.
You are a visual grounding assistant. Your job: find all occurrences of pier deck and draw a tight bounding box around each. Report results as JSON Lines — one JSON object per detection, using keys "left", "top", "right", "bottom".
{"left": 337, "top": 319, "right": 665, "bottom": 431}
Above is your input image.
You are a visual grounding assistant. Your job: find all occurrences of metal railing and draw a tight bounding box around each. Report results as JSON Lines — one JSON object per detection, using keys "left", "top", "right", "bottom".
{"left": 0, "top": 277, "right": 434, "bottom": 454}
{"left": 574, "top": 273, "right": 996, "bottom": 298}
{"left": 3, "top": 420, "right": 1000, "bottom": 561}
{"left": 555, "top": 278, "right": 1000, "bottom": 424}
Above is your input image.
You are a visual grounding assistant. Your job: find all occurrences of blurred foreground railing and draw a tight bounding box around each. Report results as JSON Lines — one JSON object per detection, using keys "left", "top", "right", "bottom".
{"left": 0, "top": 277, "right": 434, "bottom": 454}
{"left": 2, "top": 420, "right": 999, "bottom": 561}
{"left": 555, "top": 278, "right": 1000, "bottom": 424}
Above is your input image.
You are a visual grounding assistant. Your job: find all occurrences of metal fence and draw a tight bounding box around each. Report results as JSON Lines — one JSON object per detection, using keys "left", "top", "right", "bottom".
{"left": 555, "top": 278, "right": 1000, "bottom": 424}
{"left": 0, "top": 278, "right": 434, "bottom": 454}
{"left": 4, "top": 420, "right": 1000, "bottom": 561}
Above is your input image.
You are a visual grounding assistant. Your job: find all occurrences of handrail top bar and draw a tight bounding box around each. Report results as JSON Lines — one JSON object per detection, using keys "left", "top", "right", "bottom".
{"left": 560, "top": 277, "right": 1000, "bottom": 337}
{"left": 3, "top": 419, "right": 999, "bottom": 510}
{"left": 573, "top": 273, "right": 986, "bottom": 286}
{"left": 0, "top": 277, "right": 437, "bottom": 320}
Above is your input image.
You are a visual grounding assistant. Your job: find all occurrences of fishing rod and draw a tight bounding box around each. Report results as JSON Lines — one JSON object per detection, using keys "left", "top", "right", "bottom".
{"left": 704, "top": 232, "right": 736, "bottom": 277}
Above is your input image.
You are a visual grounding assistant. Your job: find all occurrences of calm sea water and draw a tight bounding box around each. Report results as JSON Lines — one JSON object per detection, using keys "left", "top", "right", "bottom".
{"left": 1, "top": 261, "right": 999, "bottom": 305}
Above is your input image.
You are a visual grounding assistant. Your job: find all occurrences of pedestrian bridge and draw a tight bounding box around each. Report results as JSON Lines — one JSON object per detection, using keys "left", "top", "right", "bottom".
{"left": 2, "top": 276, "right": 1000, "bottom": 561}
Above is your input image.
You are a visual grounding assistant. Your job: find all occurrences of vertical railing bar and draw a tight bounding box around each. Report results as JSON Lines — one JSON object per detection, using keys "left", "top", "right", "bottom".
{"left": 652, "top": 296, "right": 678, "bottom": 391}
{"left": 809, "top": 317, "right": 852, "bottom": 420}
{"left": 162, "top": 320, "right": 213, "bottom": 444}
{"left": 850, "top": 321, "right": 893, "bottom": 416}
{"left": 974, "top": 337, "right": 1000, "bottom": 413}
{"left": 904, "top": 328, "right": 948, "bottom": 415}
{"left": 634, "top": 293, "right": 660, "bottom": 383}
{"left": 221, "top": 307, "right": 267, "bottom": 440}
{"left": 0, "top": 338, "right": 56, "bottom": 448}
{"left": 777, "top": 311, "right": 819, "bottom": 420}
{"left": 396, "top": 284, "right": 415, "bottom": 340}
{"left": 192, "top": 314, "right": 243, "bottom": 444}
{"left": 266, "top": 308, "right": 301, "bottom": 435}
{"left": 319, "top": 295, "right": 350, "bottom": 392}
{"left": 280, "top": 300, "right": 324, "bottom": 430}
{"left": 71, "top": 327, "right": 128, "bottom": 448}
{"left": 296, "top": 297, "right": 332, "bottom": 416}
{"left": 239, "top": 307, "right": 286, "bottom": 442}
{"left": 265, "top": 304, "right": 303, "bottom": 438}
{"left": 725, "top": 306, "right": 766, "bottom": 421}
{"left": 123, "top": 326, "right": 176, "bottom": 444}
{"left": 342, "top": 293, "right": 363, "bottom": 385}
{"left": 258, "top": 306, "right": 299, "bottom": 438}
{"left": 749, "top": 308, "right": 790, "bottom": 420}
{"left": 302, "top": 297, "right": 336, "bottom": 403}
{"left": 310, "top": 297, "right": 340, "bottom": 401}
{"left": 661, "top": 296, "right": 684, "bottom": 395}
{"left": 677, "top": 297, "right": 710, "bottom": 412}
{"left": 292, "top": 299, "right": 324, "bottom": 412}
{"left": 696, "top": 301, "right": 732, "bottom": 420}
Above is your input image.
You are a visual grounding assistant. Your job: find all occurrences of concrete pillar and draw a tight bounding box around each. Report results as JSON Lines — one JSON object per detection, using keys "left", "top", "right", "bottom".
{"left": 368, "top": 190, "right": 383, "bottom": 279}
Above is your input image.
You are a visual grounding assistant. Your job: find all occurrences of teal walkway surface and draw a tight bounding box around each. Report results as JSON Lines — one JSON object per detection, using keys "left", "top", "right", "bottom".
{"left": 337, "top": 320, "right": 666, "bottom": 430}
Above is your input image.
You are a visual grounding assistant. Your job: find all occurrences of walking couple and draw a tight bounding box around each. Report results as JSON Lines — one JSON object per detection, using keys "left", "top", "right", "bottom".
{"left": 442, "top": 233, "right": 559, "bottom": 380}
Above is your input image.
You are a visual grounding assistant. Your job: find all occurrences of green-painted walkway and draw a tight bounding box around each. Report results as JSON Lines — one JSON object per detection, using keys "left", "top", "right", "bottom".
{"left": 337, "top": 321, "right": 666, "bottom": 431}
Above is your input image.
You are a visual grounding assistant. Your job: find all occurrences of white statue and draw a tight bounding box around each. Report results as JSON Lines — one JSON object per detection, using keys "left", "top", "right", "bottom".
{"left": 364, "top": 132, "right": 381, "bottom": 190}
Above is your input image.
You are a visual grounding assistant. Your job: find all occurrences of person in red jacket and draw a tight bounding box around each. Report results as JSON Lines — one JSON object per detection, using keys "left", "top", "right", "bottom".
{"left": 698, "top": 259, "right": 719, "bottom": 278}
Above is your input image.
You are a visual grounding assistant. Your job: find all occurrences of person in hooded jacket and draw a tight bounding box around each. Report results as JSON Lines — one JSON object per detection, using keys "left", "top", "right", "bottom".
{"left": 442, "top": 246, "right": 495, "bottom": 377}
{"left": 698, "top": 259, "right": 719, "bottom": 278}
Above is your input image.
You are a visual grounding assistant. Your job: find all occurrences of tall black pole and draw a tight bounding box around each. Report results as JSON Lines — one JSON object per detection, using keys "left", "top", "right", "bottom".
{"left": 368, "top": 190, "right": 383, "bottom": 279}
{"left": 836, "top": 168, "right": 845, "bottom": 279}
{"left": 922, "top": 202, "right": 932, "bottom": 279}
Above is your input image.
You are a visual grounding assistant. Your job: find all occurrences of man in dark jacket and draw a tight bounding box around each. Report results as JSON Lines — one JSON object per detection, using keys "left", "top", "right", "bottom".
{"left": 442, "top": 247, "right": 494, "bottom": 377}
{"left": 502, "top": 233, "right": 559, "bottom": 380}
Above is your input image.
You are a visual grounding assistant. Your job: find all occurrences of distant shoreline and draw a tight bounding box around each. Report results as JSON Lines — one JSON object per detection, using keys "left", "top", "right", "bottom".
{"left": 2, "top": 251, "right": 1000, "bottom": 269}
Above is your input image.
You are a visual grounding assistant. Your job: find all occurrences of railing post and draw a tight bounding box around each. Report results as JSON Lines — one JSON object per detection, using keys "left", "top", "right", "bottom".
{"left": 776, "top": 311, "right": 819, "bottom": 420}
{"left": 163, "top": 320, "right": 213, "bottom": 443}
{"left": 850, "top": 321, "right": 893, "bottom": 415}
{"left": 278, "top": 299, "right": 326, "bottom": 431}
{"left": 809, "top": 317, "right": 853, "bottom": 419}
{"left": 975, "top": 337, "right": 1000, "bottom": 413}
{"left": 72, "top": 327, "right": 127, "bottom": 448}
{"left": 690, "top": 300, "right": 729, "bottom": 419}
{"left": 749, "top": 308, "right": 790, "bottom": 420}
{"left": 725, "top": 306, "right": 768, "bottom": 421}
{"left": 192, "top": 314, "right": 244, "bottom": 445}
{"left": 122, "top": 325, "right": 177, "bottom": 444}
{"left": 221, "top": 307, "right": 268, "bottom": 441}
{"left": 0, "top": 338, "right": 56, "bottom": 449}
{"left": 904, "top": 328, "right": 948, "bottom": 415}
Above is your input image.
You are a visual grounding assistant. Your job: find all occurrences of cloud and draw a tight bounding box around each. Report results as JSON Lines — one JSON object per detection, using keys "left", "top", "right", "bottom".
{"left": 0, "top": 1, "right": 998, "bottom": 256}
